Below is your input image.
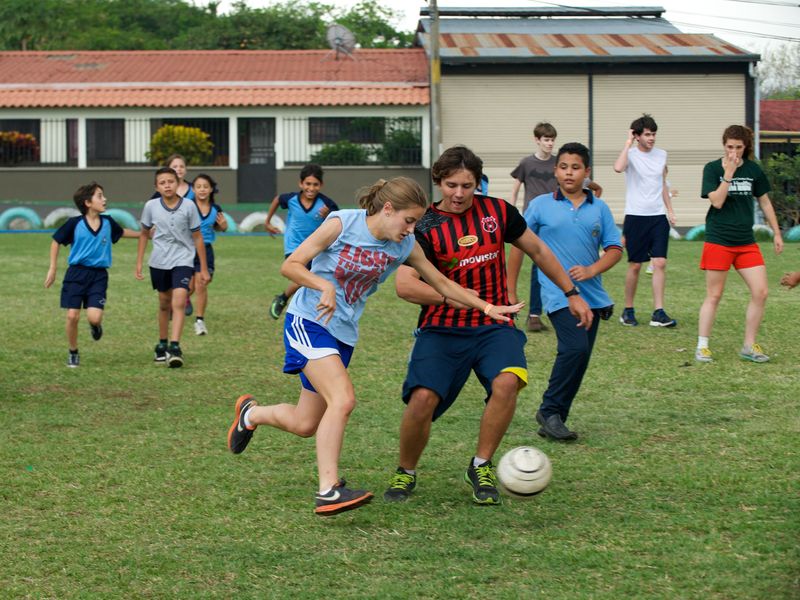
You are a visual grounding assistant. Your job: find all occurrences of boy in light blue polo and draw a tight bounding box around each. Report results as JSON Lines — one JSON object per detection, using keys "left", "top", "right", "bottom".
{"left": 508, "top": 142, "right": 622, "bottom": 441}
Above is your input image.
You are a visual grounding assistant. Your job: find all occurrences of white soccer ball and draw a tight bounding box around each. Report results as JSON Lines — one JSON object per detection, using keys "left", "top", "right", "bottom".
{"left": 496, "top": 446, "right": 552, "bottom": 498}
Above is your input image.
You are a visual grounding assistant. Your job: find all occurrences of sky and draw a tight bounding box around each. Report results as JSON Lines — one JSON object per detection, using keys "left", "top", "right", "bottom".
{"left": 213, "top": 0, "right": 800, "bottom": 53}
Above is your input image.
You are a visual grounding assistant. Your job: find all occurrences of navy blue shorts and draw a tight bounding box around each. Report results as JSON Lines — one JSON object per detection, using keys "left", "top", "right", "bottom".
{"left": 149, "top": 266, "right": 194, "bottom": 292}
{"left": 194, "top": 244, "right": 215, "bottom": 275}
{"left": 623, "top": 214, "right": 670, "bottom": 263}
{"left": 283, "top": 314, "right": 354, "bottom": 392}
{"left": 403, "top": 325, "right": 528, "bottom": 421}
{"left": 60, "top": 265, "right": 108, "bottom": 310}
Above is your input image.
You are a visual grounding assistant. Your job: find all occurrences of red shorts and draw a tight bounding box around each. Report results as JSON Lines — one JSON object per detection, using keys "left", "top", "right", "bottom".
{"left": 700, "top": 242, "right": 764, "bottom": 271}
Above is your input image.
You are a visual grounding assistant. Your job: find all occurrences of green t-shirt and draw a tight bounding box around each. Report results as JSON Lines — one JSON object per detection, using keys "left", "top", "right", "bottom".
{"left": 701, "top": 158, "right": 770, "bottom": 246}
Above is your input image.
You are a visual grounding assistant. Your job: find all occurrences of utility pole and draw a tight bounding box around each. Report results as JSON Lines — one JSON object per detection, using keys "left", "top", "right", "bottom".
{"left": 429, "top": 0, "right": 442, "bottom": 165}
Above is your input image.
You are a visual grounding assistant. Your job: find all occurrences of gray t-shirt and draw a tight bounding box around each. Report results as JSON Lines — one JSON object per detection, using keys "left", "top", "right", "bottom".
{"left": 511, "top": 154, "right": 557, "bottom": 211}
{"left": 140, "top": 197, "right": 201, "bottom": 269}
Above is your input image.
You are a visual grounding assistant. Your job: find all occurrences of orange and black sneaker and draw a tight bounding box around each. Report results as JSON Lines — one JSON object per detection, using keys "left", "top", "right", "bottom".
{"left": 227, "top": 394, "right": 257, "bottom": 454}
{"left": 314, "top": 479, "right": 373, "bottom": 516}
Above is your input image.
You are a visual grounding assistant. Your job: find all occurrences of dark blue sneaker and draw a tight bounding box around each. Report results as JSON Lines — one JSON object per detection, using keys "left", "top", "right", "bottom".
{"left": 619, "top": 308, "right": 638, "bottom": 326}
{"left": 315, "top": 479, "right": 373, "bottom": 516}
{"left": 227, "top": 394, "right": 258, "bottom": 454}
{"left": 90, "top": 323, "right": 103, "bottom": 341}
{"left": 649, "top": 309, "right": 677, "bottom": 328}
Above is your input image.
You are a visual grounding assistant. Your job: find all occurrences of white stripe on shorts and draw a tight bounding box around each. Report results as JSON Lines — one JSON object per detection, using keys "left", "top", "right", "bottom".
{"left": 287, "top": 314, "right": 340, "bottom": 361}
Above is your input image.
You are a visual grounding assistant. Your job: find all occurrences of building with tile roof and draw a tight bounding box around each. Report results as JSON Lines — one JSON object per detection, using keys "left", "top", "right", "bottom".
{"left": 760, "top": 99, "right": 800, "bottom": 159}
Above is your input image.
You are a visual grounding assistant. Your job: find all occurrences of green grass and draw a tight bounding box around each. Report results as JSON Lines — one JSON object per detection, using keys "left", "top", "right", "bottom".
{"left": 1, "top": 234, "right": 798, "bottom": 599}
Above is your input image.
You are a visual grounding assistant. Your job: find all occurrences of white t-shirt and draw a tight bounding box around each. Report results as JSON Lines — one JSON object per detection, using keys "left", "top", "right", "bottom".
{"left": 623, "top": 146, "right": 667, "bottom": 216}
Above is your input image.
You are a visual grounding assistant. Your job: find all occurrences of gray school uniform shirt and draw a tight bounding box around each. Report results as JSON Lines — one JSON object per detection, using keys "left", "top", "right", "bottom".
{"left": 140, "top": 196, "right": 201, "bottom": 269}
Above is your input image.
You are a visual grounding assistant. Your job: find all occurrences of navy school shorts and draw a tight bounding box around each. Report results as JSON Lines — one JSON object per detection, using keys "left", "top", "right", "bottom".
{"left": 149, "top": 266, "right": 194, "bottom": 293}
{"left": 402, "top": 325, "right": 528, "bottom": 421}
{"left": 60, "top": 265, "right": 109, "bottom": 310}
{"left": 623, "top": 214, "right": 670, "bottom": 263}
{"left": 193, "top": 243, "right": 215, "bottom": 275}
{"left": 283, "top": 314, "right": 354, "bottom": 393}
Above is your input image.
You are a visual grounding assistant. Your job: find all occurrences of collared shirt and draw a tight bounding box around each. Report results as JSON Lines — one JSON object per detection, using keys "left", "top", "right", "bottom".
{"left": 524, "top": 189, "right": 621, "bottom": 314}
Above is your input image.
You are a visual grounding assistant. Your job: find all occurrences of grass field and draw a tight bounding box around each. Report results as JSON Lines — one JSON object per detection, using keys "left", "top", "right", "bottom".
{"left": 1, "top": 233, "right": 798, "bottom": 599}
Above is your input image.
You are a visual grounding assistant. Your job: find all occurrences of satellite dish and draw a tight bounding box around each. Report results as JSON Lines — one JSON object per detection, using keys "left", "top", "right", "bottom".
{"left": 326, "top": 23, "right": 356, "bottom": 60}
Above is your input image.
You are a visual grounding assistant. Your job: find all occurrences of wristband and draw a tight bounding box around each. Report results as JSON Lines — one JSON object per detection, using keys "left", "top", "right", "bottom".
{"left": 722, "top": 177, "right": 732, "bottom": 183}
{"left": 564, "top": 286, "right": 580, "bottom": 298}
{"left": 483, "top": 303, "right": 494, "bottom": 315}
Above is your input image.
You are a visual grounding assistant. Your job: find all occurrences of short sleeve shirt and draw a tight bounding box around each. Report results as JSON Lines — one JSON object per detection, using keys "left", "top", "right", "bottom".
{"left": 140, "top": 197, "right": 201, "bottom": 269}
{"left": 701, "top": 158, "right": 770, "bottom": 246}
{"left": 279, "top": 192, "right": 339, "bottom": 255}
{"left": 623, "top": 147, "right": 667, "bottom": 216}
{"left": 52, "top": 215, "right": 124, "bottom": 268}
{"left": 510, "top": 154, "right": 557, "bottom": 211}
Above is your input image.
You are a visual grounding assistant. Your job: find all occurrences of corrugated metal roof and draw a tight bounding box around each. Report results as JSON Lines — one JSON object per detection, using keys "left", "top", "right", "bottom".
{"left": 417, "top": 18, "right": 756, "bottom": 63}
{"left": 0, "top": 49, "right": 429, "bottom": 108}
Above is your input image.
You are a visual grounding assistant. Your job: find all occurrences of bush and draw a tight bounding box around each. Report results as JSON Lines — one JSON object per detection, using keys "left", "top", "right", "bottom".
{"left": 376, "top": 128, "right": 421, "bottom": 165}
{"left": 763, "top": 151, "right": 800, "bottom": 228}
{"left": 310, "top": 140, "right": 370, "bottom": 165}
{"left": 147, "top": 124, "right": 213, "bottom": 166}
{"left": 0, "top": 131, "right": 40, "bottom": 165}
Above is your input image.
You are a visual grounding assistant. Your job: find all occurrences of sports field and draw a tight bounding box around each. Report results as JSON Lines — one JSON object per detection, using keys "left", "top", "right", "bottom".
{"left": 2, "top": 233, "right": 798, "bottom": 599}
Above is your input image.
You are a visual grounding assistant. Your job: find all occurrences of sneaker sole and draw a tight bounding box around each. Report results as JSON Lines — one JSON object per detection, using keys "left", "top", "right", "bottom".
{"left": 167, "top": 355, "right": 184, "bottom": 368}
{"left": 740, "top": 354, "right": 769, "bottom": 363}
{"left": 227, "top": 394, "right": 256, "bottom": 453}
{"left": 315, "top": 492, "right": 374, "bottom": 515}
{"left": 649, "top": 321, "right": 677, "bottom": 328}
{"left": 619, "top": 317, "right": 638, "bottom": 326}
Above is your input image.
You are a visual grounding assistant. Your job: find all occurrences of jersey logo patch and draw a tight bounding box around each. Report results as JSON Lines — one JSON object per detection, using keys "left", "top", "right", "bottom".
{"left": 458, "top": 235, "right": 478, "bottom": 247}
{"left": 440, "top": 256, "right": 459, "bottom": 270}
{"left": 481, "top": 216, "right": 498, "bottom": 234}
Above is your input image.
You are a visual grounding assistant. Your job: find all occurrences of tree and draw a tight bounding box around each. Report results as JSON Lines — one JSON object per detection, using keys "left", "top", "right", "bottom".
{"left": 764, "top": 151, "right": 800, "bottom": 228}
{"left": 335, "top": 0, "right": 414, "bottom": 49}
{"left": 758, "top": 43, "right": 800, "bottom": 99}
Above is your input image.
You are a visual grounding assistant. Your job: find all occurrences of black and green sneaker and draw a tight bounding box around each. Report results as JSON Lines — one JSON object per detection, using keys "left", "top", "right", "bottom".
{"left": 269, "top": 293, "right": 288, "bottom": 320}
{"left": 383, "top": 467, "right": 417, "bottom": 502}
{"left": 464, "top": 459, "right": 501, "bottom": 505}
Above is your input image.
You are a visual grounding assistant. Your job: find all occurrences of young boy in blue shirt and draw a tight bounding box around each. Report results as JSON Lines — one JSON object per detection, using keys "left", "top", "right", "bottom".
{"left": 264, "top": 164, "right": 339, "bottom": 319}
{"left": 45, "top": 182, "right": 138, "bottom": 367}
{"left": 136, "top": 167, "right": 210, "bottom": 368}
{"left": 508, "top": 143, "right": 622, "bottom": 441}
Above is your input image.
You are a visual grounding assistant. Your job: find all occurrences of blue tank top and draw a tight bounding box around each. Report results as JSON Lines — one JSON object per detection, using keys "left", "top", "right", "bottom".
{"left": 195, "top": 201, "right": 222, "bottom": 244}
{"left": 279, "top": 192, "right": 339, "bottom": 254}
{"left": 287, "top": 210, "right": 415, "bottom": 346}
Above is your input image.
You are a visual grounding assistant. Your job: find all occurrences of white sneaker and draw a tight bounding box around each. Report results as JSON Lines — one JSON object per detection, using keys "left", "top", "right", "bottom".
{"left": 194, "top": 319, "right": 208, "bottom": 336}
{"left": 695, "top": 347, "right": 713, "bottom": 363}
{"left": 645, "top": 264, "right": 654, "bottom": 275}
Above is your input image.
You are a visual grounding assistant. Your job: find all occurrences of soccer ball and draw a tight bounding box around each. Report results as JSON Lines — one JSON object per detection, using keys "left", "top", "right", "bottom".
{"left": 496, "top": 446, "right": 552, "bottom": 498}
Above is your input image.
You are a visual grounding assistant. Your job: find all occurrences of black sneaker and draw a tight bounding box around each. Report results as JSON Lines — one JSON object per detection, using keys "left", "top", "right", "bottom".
{"left": 154, "top": 342, "right": 168, "bottom": 363}
{"left": 166, "top": 345, "right": 184, "bottom": 368}
{"left": 67, "top": 351, "right": 80, "bottom": 368}
{"left": 269, "top": 294, "right": 288, "bottom": 320}
{"left": 227, "top": 394, "right": 258, "bottom": 454}
{"left": 185, "top": 298, "right": 193, "bottom": 316}
{"left": 536, "top": 410, "right": 578, "bottom": 441}
{"left": 464, "top": 459, "right": 501, "bottom": 505}
{"left": 383, "top": 467, "right": 417, "bottom": 502}
{"left": 649, "top": 308, "right": 677, "bottom": 328}
{"left": 315, "top": 479, "right": 374, "bottom": 516}
{"left": 619, "top": 308, "right": 638, "bottom": 326}
{"left": 90, "top": 323, "right": 103, "bottom": 341}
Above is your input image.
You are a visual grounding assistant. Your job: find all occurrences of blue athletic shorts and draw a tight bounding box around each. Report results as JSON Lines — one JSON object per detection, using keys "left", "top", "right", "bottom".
{"left": 193, "top": 243, "right": 214, "bottom": 275}
{"left": 403, "top": 325, "right": 528, "bottom": 421}
{"left": 623, "top": 214, "right": 670, "bottom": 263}
{"left": 149, "top": 266, "right": 194, "bottom": 292}
{"left": 60, "top": 265, "right": 108, "bottom": 310}
{"left": 283, "top": 314, "right": 354, "bottom": 392}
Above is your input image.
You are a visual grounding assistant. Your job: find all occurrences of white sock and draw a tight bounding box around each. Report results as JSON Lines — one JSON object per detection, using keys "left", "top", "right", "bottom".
{"left": 473, "top": 456, "right": 489, "bottom": 467}
{"left": 318, "top": 487, "right": 332, "bottom": 496}
{"left": 243, "top": 408, "right": 254, "bottom": 429}
{"left": 697, "top": 336, "right": 709, "bottom": 350}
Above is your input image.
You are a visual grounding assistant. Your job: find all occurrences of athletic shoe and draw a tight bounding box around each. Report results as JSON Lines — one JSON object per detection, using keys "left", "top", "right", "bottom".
{"left": 185, "top": 298, "right": 193, "bottom": 316}
{"left": 536, "top": 410, "right": 578, "bottom": 441}
{"left": 269, "top": 294, "right": 288, "bottom": 320}
{"left": 464, "top": 459, "right": 501, "bottom": 505}
{"left": 383, "top": 467, "right": 417, "bottom": 502}
{"left": 695, "top": 347, "right": 713, "bottom": 363}
{"left": 740, "top": 343, "right": 770, "bottom": 363}
{"left": 619, "top": 308, "right": 638, "bottom": 326}
{"left": 166, "top": 345, "right": 184, "bottom": 368}
{"left": 227, "top": 394, "right": 258, "bottom": 454}
{"left": 194, "top": 319, "right": 208, "bottom": 336}
{"left": 67, "top": 351, "right": 80, "bottom": 368}
{"left": 90, "top": 323, "right": 103, "bottom": 341}
{"left": 527, "top": 315, "right": 546, "bottom": 332}
{"left": 645, "top": 263, "right": 654, "bottom": 275}
{"left": 315, "top": 479, "right": 374, "bottom": 516}
{"left": 649, "top": 309, "right": 677, "bottom": 328}
{"left": 154, "top": 342, "right": 168, "bottom": 363}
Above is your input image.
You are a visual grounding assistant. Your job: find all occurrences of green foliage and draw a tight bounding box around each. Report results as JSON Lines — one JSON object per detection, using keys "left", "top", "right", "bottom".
{"left": 0, "top": 131, "right": 40, "bottom": 164}
{"left": 0, "top": 0, "right": 413, "bottom": 51}
{"left": 376, "top": 126, "right": 422, "bottom": 165}
{"left": 310, "top": 140, "right": 370, "bottom": 165}
{"left": 147, "top": 124, "right": 213, "bottom": 166}
{"left": 764, "top": 151, "right": 800, "bottom": 227}
{"left": 1, "top": 237, "right": 799, "bottom": 598}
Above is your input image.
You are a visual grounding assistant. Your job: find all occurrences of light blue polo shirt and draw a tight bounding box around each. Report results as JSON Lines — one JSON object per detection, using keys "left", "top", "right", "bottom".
{"left": 524, "top": 189, "right": 621, "bottom": 314}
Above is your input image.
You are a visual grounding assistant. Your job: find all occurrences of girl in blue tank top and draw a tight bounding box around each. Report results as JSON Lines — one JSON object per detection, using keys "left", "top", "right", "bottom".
{"left": 226, "top": 177, "right": 523, "bottom": 516}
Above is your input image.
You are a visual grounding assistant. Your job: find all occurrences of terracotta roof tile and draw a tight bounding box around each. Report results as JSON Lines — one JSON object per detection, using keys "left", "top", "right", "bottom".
{"left": 760, "top": 99, "right": 800, "bottom": 132}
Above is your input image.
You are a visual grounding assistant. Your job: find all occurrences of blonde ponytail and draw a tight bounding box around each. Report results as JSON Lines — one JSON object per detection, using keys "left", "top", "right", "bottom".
{"left": 357, "top": 176, "right": 428, "bottom": 215}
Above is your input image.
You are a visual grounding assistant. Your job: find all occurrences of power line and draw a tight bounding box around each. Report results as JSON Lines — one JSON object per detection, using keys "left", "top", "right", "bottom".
{"left": 718, "top": 0, "right": 799, "bottom": 6}
{"left": 669, "top": 9, "right": 800, "bottom": 29}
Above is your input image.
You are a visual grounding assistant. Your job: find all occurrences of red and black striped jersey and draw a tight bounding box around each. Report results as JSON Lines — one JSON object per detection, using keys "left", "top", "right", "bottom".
{"left": 415, "top": 195, "right": 528, "bottom": 329}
